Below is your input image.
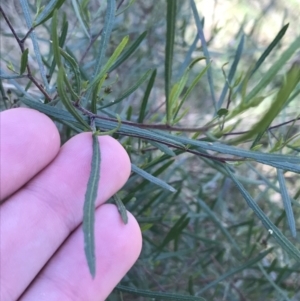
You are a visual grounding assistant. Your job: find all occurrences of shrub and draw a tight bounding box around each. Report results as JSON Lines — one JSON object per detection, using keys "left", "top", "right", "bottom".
{"left": 1, "top": 1, "right": 300, "bottom": 300}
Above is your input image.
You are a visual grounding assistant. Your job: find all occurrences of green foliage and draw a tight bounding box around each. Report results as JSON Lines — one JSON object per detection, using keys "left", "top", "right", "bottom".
{"left": 83, "top": 133, "right": 101, "bottom": 278}
{"left": 1, "top": 1, "right": 300, "bottom": 300}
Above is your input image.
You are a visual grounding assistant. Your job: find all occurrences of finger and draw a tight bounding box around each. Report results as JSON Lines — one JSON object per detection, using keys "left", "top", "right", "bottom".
{"left": 0, "top": 133, "right": 131, "bottom": 300}
{"left": 0, "top": 108, "right": 60, "bottom": 200}
{"left": 20, "top": 204, "right": 142, "bottom": 301}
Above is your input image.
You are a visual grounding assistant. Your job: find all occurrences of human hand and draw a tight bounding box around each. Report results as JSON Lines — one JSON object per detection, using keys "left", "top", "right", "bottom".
{"left": 0, "top": 108, "right": 142, "bottom": 301}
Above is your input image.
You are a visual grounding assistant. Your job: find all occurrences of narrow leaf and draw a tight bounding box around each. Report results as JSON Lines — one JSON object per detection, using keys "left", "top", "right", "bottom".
{"left": 19, "top": 0, "right": 49, "bottom": 90}
{"left": 83, "top": 134, "right": 101, "bottom": 277}
{"left": 245, "top": 35, "right": 300, "bottom": 103}
{"left": 225, "top": 165, "right": 300, "bottom": 262}
{"left": 165, "top": 0, "right": 177, "bottom": 123}
{"left": 235, "top": 61, "right": 300, "bottom": 144}
{"left": 197, "top": 198, "right": 241, "bottom": 253}
{"left": 60, "top": 47, "right": 81, "bottom": 95}
{"left": 34, "top": 0, "right": 66, "bottom": 26}
{"left": 178, "top": 63, "right": 210, "bottom": 108}
{"left": 116, "top": 0, "right": 136, "bottom": 16}
{"left": 158, "top": 213, "right": 190, "bottom": 252}
{"left": 198, "top": 248, "right": 273, "bottom": 294}
{"left": 277, "top": 169, "right": 297, "bottom": 238}
{"left": 49, "top": 16, "right": 68, "bottom": 79}
{"left": 109, "top": 31, "right": 147, "bottom": 72}
{"left": 71, "top": 0, "right": 90, "bottom": 38}
{"left": 113, "top": 193, "right": 128, "bottom": 224}
{"left": 87, "top": 36, "right": 129, "bottom": 90}
{"left": 57, "top": 68, "right": 89, "bottom": 129}
{"left": 249, "top": 23, "right": 289, "bottom": 78}
{"left": 58, "top": 14, "right": 68, "bottom": 48}
{"left": 91, "top": 74, "right": 107, "bottom": 113}
{"left": 116, "top": 284, "right": 205, "bottom": 301}
{"left": 99, "top": 69, "right": 152, "bottom": 109}
{"left": 92, "top": 0, "right": 116, "bottom": 77}
{"left": 217, "top": 35, "right": 244, "bottom": 110}
{"left": 149, "top": 140, "right": 176, "bottom": 157}
{"left": 20, "top": 48, "right": 29, "bottom": 75}
{"left": 131, "top": 164, "right": 176, "bottom": 192}
{"left": 190, "top": 0, "right": 217, "bottom": 111}
{"left": 51, "top": 9, "right": 62, "bottom": 68}
{"left": 177, "top": 35, "right": 198, "bottom": 78}
{"left": 138, "top": 69, "right": 156, "bottom": 123}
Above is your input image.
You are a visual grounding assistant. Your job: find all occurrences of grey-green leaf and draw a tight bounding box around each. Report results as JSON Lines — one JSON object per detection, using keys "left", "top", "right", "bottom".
{"left": 131, "top": 164, "right": 176, "bottom": 192}
{"left": 116, "top": 284, "right": 206, "bottom": 301}
{"left": 83, "top": 134, "right": 101, "bottom": 277}
{"left": 277, "top": 169, "right": 297, "bottom": 238}
{"left": 197, "top": 248, "right": 273, "bottom": 294}
{"left": 34, "top": 0, "right": 66, "bottom": 27}
{"left": 225, "top": 165, "right": 300, "bottom": 262}
{"left": 113, "top": 194, "right": 128, "bottom": 224}
{"left": 20, "top": 48, "right": 29, "bottom": 75}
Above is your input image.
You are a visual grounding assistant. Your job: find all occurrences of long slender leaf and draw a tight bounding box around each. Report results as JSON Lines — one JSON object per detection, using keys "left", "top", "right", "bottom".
{"left": 244, "top": 35, "right": 300, "bottom": 103}
{"left": 177, "top": 35, "right": 198, "bottom": 78}
{"left": 56, "top": 68, "right": 89, "bottom": 129}
{"left": 83, "top": 0, "right": 116, "bottom": 105}
{"left": 197, "top": 198, "right": 241, "bottom": 253}
{"left": 258, "top": 263, "right": 292, "bottom": 301}
{"left": 158, "top": 213, "right": 190, "bottom": 252}
{"left": 19, "top": 48, "right": 29, "bottom": 75}
{"left": 113, "top": 193, "right": 128, "bottom": 224}
{"left": 34, "top": 0, "right": 66, "bottom": 26}
{"left": 131, "top": 164, "right": 176, "bottom": 192}
{"left": 87, "top": 36, "right": 129, "bottom": 91}
{"left": 217, "top": 35, "right": 244, "bottom": 110}
{"left": 277, "top": 169, "right": 297, "bottom": 238}
{"left": 99, "top": 69, "right": 152, "bottom": 109}
{"left": 190, "top": 0, "right": 217, "bottom": 112}
{"left": 71, "top": 0, "right": 90, "bottom": 38}
{"left": 51, "top": 9, "right": 62, "bottom": 68}
{"left": 91, "top": 74, "right": 107, "bottom": 113}
{"left": 225, "top": 165, "right": 300, "bottom": 262}
{"left": 116, "top": 284, "right": 205, "bottom": 301}
{"left": 92, "top": 0, "right": 115, "bottom": 77}
{"left": 235, "top": 61, "right": 300, "bottom": 144}
{"left": 149, "top": 140, "right": 176, "bottom": 157}
{"left": 197, "top": 248, "right": 273, "bottom": 294}
{"left": 115, "top": 0, "right": 136, "bottom": 16}
{"left": 19, "top": 0, "right": 49, "bottom": 91}
{"left": 60, "top": 48, "right": 81, "bottom": 95}
{"left": 58, "top": 13, "right": 68, "bottom": 47}
{"left": 138, "top": 68, "right": 156, "bottom": 123}
{"left": 165, "top": 0, "right": 177, "bottom": 123}
{"left": 83, "top": 134, "right": 101, "bottom": 277}
{"left": 109, "top": 31, "right": 147, "bottom": 72}
{"left": 174, "top": 59, "right": 209, "bottom": 119}
{"left": 49, "top": 16, "right": 69, "bottom": 79}
{"left": 249, "top": 23, "right": 289, "bottom": 78}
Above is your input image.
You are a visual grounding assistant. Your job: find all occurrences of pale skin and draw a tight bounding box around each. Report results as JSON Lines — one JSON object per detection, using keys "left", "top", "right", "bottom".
{"left": 0, "top": 108, "right": 142, "bottom": 301}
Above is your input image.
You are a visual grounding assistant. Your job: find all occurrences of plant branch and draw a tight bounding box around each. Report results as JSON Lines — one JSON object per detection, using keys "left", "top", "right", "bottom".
{"left": 21, "top": 27, "right": 35, "bottom": 43}
{"left": 0, "top": 6, "right": 52, "bottom": 101}
{"left": 72, "top": 102, "right": 247, "bottom": 163}
{"left": 73, "top": 101, "right": 220, "bottom": 132}
{"left": 223, "top": 117, "right": 300, "bottom": 136}
{"left": 79, "top": 29, "right": 103, "bottom": 64}
{"left": 79, "top": 0, "right": 125, "bottom": 64}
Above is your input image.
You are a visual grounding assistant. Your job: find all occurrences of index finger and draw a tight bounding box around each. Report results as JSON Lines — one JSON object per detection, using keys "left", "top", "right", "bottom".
{"left": 0, "top": 108, "right": 60, "bottom": 201}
